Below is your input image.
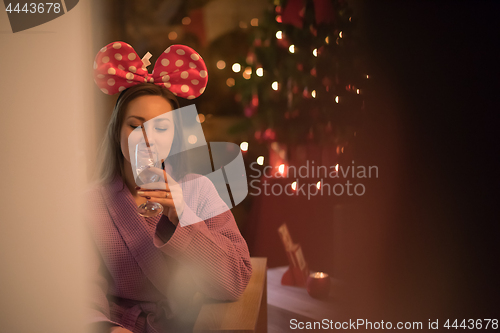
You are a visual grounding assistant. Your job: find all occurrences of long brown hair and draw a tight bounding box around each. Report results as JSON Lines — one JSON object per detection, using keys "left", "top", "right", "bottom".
{"left": 96, "top": 83, "right": 185, "bottom": 185}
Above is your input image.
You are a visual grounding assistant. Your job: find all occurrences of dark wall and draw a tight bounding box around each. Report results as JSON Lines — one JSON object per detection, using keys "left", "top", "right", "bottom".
{"left": 343, "top": 0, "right": 500, "bottom": 321}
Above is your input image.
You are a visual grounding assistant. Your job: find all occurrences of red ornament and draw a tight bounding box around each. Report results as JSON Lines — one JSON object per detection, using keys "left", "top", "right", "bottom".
{"left": 281, "top": 0, "right": 306, "bottom": 28}
{"left": 251, "top": 94, "right": 259, "bottom": 107}
{"left": 303, "top": 87, "right": 309, "bottom": 98}
{"left": 263, "top": 128, "right": 276, "bottom": 141}
{"left": 282, "top": 0, "right": 335, "bottom": 29}
{"left": 246, "top": 52, "right": 255, "bottom": 65}
{"left": 244, "top": 105, "right": 256, "bottom": 118}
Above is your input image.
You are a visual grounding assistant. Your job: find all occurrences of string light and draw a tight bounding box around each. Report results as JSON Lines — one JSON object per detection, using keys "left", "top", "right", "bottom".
{"left": 325, "top": 36, "right": 329, "bottom": 44}
{"left": 311, "top": 90, "right": 316, "bottom": 98}
{"left": 335, "top": 164, "right": 339, "bottom": 172}
{"left": 289, "top": 45, "right": 295, "bottom": 53}
{"left": 291, "top": 181, "right": 297, "bottom": 190}
{"left": 239, "top": 21, "right": 248, "bottom": 29}
{"left": 272, "top": 81, "right": 279, "bottom": 90}
{"left": 243, "top": 67, "right": 252, "bottom": 79}
{"left": 335, "top": 96, "right": 339, "bottom": 103}
{"left": 278, "top": 163, "right": 285, "bottom": 175}
{"left": 316, "top": 181, "right": 321, "bottom": 189}
{"left": 240, "top": 142, "right": 249, "bottom": 151}
{"left": 196, "top": 114, "right": 206, "bottom": 123}
{"left": 339, "top": 31, "right": 343, "bottom": 38}
{"left": 257, "top": 156, "right": 264, "bottom": 165}
{"left": 182, "top": 17, "right": 191, "bottom": 25}
{"left": 366, "top": 74, "right": 370, "bottom": 79}
{"left": 276, "top": 31, "right": 283, "bottom": 39}
{"left": 313, "top": 48, "right": 318, "bottom": 57}
{"left": 251, "top": 18, "right": 259, "bottom": 26}
{"left": 216, "top": 60, "right": 226, "bottom": 70}
{"left": 356, "top": 89, "right": 360, "bottom": 94}
{"left": 226, "top": 78, "right": 235, "bottom": 87}
{"left": 188, "top": 135, "right": 197, "bottom": 144}
{"left": 232, "top": 63, "right": 241, "bottom": 73}
{"left": 276, "top": 15, "right": 282, "bottom": 23}
{"left": 168, "top": 31, "right": 177, "bottom": 40}
{"left": 256, "top": 68, "right": 264, "bottom": 77}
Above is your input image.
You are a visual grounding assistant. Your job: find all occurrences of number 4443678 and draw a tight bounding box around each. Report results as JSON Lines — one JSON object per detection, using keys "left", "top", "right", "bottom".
{"left": 444, "top": 319, "right": 498, "bottom": 330}
{"left": 5, "top": 3, "right": 62, "bottom": 14}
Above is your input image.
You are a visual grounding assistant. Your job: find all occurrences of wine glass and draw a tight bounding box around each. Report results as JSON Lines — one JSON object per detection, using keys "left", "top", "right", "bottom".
{"left": 134, "top": 143, "right": 164, "bottom": 217}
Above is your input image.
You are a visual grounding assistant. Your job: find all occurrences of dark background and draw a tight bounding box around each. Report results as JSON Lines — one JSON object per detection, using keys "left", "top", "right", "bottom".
{"left": 349, "top": 0, "right": 500, "bottom": 322}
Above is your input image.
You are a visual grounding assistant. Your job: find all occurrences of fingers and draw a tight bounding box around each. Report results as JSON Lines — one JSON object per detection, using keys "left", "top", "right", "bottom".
{"left": 137, "top": 190, "right": 171, "bottom": 199}
{"left": 139, "top": 181, "right": 171, "bottom": 191}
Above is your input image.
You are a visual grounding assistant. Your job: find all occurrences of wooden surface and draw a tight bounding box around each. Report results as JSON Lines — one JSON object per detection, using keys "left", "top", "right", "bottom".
{"left": 193, "top": 258, "right": 267, "bottom": 333}
{"left": 267, "top": 266, "right": 338, "bottom": 321}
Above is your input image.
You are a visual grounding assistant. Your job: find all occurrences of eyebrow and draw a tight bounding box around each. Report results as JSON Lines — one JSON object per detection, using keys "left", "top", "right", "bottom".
{"left": 127, "top": 116, "right": 145, "bottom": 121}
{"left": 127, "top": 115, "right": 172, "bottom": 123}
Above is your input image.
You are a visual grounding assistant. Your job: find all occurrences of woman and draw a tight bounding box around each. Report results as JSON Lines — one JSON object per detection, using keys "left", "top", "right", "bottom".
{"left": 87, "top": 80, "right": 252, "bottom": 331}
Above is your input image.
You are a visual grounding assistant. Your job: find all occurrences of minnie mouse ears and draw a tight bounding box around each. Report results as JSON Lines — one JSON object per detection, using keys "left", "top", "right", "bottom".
{"left": 93, "top": 41, "right": 208, "bottom": 99}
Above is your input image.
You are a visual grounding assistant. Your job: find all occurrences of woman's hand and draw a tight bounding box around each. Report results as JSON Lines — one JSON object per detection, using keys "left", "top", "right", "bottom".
{"left": 137, "top": 171, "right": 185, "bottom": 225}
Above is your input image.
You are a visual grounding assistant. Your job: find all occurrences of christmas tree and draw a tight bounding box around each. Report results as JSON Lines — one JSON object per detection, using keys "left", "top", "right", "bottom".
{"left": 224, "top": 0, "right": 366, "bottom": 167}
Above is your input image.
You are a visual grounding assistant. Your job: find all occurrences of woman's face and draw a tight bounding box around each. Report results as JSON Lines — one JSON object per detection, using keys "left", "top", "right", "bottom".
{"left": 120, "top": 95, "right": 175, "bottom": 163}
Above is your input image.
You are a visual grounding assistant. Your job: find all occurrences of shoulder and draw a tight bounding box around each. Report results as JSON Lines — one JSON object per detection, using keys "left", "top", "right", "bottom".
{"left": 83, "top": 180, "right": 116, "bottom": 213}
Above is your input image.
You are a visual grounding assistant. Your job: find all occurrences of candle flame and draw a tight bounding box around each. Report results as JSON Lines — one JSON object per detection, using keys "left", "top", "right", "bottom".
{"left": 310, "top": 272, "right": 328, "bottom": 278}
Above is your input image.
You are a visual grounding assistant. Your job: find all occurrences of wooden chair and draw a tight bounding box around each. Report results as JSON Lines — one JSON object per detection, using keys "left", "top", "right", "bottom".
{"left": 193, "top": 257, "right": 268, "bottom": 333}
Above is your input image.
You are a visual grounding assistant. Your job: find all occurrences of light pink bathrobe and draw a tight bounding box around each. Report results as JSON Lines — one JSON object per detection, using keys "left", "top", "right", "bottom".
{"left": 86, "top": 174, "right": 252, "bottom": 333}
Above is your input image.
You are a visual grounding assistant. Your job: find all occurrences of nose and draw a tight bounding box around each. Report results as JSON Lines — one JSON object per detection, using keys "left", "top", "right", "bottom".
{"left": 140, "top": 128, "right": 155, "bottom": 147}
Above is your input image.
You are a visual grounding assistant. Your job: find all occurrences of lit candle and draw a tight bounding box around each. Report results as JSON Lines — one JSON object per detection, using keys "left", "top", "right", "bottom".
{"left": 306, "top": 272, "right": 331, "bottom": 299}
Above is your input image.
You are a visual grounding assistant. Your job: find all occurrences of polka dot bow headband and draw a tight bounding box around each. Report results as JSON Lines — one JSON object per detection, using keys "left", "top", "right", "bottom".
{"left": 93, "top": 41, "right": 208, "bottom": 99}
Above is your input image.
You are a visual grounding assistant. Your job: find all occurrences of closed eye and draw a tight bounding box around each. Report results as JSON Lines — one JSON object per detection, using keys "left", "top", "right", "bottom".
{"left": 155, "top": 127, "right": 168, "bottom": 132}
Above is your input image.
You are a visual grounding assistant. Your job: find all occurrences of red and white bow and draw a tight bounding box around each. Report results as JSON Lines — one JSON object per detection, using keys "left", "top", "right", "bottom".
{"left": 93, "top": 41, "right": 208, "bottom": 99}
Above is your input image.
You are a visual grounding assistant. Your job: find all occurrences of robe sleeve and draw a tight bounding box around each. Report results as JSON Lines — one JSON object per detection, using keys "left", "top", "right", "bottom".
{"left": 153, "top": 176, "right": 252, "bottom": 301}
